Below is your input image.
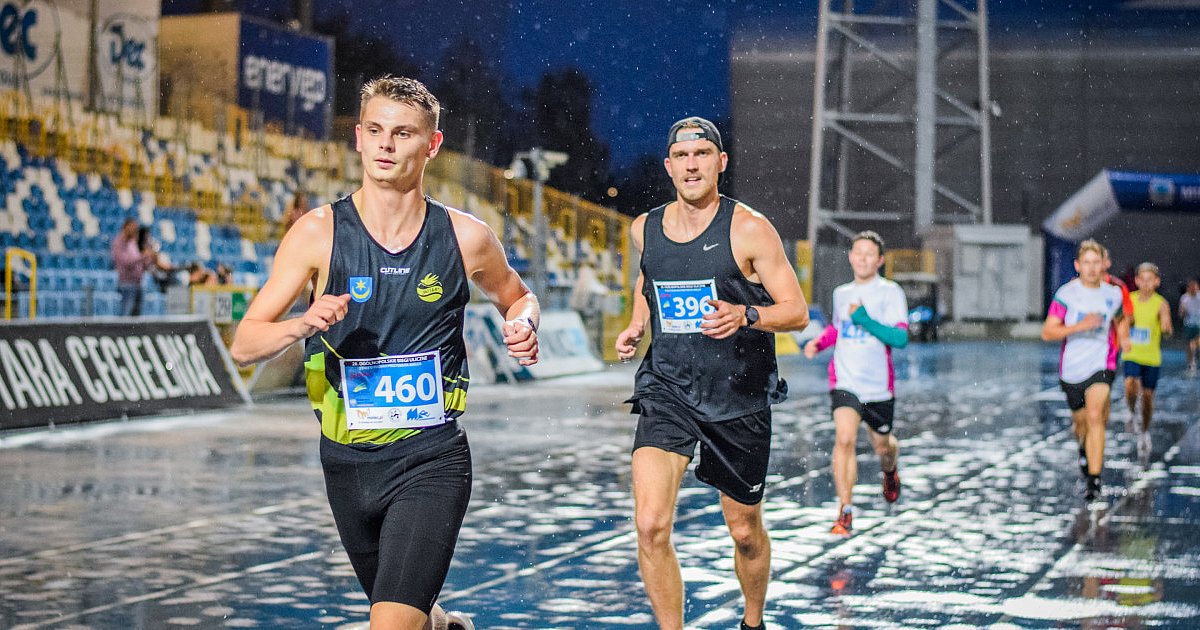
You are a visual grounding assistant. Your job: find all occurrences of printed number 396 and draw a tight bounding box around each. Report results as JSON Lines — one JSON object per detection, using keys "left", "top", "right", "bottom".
{"left": 672, "top": 296, "right": 714, "bottom": 318}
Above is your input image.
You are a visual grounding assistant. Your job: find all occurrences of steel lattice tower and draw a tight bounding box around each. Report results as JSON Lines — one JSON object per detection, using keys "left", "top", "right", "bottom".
{"left": 806, "top": 0, "right": 993, "bottom": 246}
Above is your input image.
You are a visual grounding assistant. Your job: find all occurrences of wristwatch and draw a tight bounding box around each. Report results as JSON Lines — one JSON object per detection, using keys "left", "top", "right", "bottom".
{"left": 744, "top": 306, "right": 760, "bottom": 327}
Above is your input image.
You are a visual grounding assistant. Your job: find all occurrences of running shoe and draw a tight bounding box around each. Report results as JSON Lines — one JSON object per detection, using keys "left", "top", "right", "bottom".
{"left": 882, "top": 468, "right": 901, "bottom": 503}
{"left": 1084, "top": 475, "right": 1102, "bottom": 502}
{"left": 447, "top": 612, "right": 475, "bottom": 630}
{"left": 1138, "top": 431, "right": 1152, "bottom": 461}
{"left": 831, "top": 508, "right": 853, "bottom": 536}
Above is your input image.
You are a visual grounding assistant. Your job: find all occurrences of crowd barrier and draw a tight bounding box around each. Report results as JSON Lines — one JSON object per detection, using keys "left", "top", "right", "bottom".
{"left": 0, "top": 316, "right": 249, "bottom": 431}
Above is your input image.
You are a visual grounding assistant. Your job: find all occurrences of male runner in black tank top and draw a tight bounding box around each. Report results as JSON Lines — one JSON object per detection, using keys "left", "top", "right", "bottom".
{"left": 615, "top": 117, "right": 810, "bottom": 630}
{"left": 231, "top": 76, "right": 539, "bottom": 630}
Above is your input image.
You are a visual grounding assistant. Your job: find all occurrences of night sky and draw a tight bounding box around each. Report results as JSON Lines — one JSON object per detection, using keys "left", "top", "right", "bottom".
{"left": 163, "top": 1, "right": 1197, "bottom": 170}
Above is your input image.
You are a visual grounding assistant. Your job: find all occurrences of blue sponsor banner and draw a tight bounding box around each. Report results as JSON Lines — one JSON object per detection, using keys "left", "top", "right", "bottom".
{"left": 238, "top": 17, "right": 331, "bottom": 138}
{"left": 1108, "top": 170, "right": 1200, "bottom": 213}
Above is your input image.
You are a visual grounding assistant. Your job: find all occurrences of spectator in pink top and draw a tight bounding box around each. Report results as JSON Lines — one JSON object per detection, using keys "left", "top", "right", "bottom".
{"left": 111, "top": 218, "right": 153, "bottom": 316}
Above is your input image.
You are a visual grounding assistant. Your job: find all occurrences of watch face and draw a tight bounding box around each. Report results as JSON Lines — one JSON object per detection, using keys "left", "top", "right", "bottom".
{"left": 747, "top": 306, "right": 759, "bottom": 324}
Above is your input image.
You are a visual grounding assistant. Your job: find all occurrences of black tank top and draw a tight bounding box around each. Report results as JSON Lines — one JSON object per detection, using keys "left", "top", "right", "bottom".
{"left": 303, "top": 195, "right": 470, "bottom": 445}
{"left": 631, "top": 195, "right": 782, "bottom": 422}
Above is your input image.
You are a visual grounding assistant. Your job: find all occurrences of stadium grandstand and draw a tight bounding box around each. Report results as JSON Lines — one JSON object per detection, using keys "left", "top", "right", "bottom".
{"left": 0, "top": 3, "right": 631, "bottom": 351}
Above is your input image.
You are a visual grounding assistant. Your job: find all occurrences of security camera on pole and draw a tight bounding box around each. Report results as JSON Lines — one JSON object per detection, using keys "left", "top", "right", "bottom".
{"left": 508, "top": 148, "right": 568, "bottom": 299}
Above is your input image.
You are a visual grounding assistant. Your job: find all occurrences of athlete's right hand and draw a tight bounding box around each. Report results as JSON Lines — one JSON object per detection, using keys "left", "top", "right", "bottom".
{"left": 803, "top": 338, "right": 820, "bottom": 359}
{"left": 1077, "top": 313, "right": 1103, "bottom": 331}
{"left": 300, "top": 293, "right": 351, "bottom": 335}
{"left": 615, "top": 326, "right": 643, "bottom": 362}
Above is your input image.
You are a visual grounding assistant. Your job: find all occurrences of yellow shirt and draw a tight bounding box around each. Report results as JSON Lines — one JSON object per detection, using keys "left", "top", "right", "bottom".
{"left": 1124, "top": 292, "right": 1167, "bottom": 366}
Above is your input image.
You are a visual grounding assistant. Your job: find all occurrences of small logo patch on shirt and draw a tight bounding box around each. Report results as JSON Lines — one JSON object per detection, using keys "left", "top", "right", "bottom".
{"left": 416, "top": 273, "right": 444, "bottom": 302}
{"left": 349, "top": 276, "right": 373, "bottom": 303}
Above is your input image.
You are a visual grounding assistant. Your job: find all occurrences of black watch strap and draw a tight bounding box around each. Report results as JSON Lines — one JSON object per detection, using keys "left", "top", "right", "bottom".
{"left": 744, "top": 305, "right": 759, "bottom": 327}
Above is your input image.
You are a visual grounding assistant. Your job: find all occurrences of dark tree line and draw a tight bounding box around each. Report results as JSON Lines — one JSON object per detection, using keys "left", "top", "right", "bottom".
{"left": 307, "top": 11, "right": 670, "bottom": 215}
{"left": 166, "top": 1, "right": 726, "bottom": 216}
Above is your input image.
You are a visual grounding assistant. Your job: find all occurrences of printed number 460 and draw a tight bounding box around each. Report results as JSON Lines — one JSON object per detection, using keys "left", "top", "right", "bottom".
{"left": 374, "top": 373, "right": 437, "bottom": 403}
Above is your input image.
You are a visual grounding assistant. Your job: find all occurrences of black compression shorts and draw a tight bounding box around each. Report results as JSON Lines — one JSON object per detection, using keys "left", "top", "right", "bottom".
{"left": 1060, "top": 370, "right": 1116, "bottom": 411}
{"left": 830, "top": 389, "right": 895, "bottom": 435}
{"left": 633, "top": 399, "right": 772, "bottom": 505}
{"left": 320, "top": 422, "right": 472, "bottom": 613}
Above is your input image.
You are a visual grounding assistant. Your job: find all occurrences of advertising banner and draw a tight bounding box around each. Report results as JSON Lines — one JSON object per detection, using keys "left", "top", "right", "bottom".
{"left": 0, "top": 316, "right": 249, "bottom": 431}
{"left": 0, "top": 0, "right": 159, "bottom": 118}
{"left": 91, "top": 0, "right": 160, "bottom": 118}
{"left": 0, "top": 0, "right": 88, "bottom": 104}
{"left": 1107, "top": 170, "right": 1200, "bottom": 214}
{"left": 237, "top": 16, "right": 332, "bottom": 138}
{"left": 524, "top": 310, "right": 604, "bottom": 379}
{"left": 463, "top": 306, "right": 603, "bottom": 383}
{"left": 1041, "top": 170, "right": 1120, "bottom": 242}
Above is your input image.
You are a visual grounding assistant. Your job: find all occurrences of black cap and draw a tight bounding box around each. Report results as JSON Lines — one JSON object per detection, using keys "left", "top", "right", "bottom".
{"left": 666, "top": 116, "right": 723, "bottom": 154}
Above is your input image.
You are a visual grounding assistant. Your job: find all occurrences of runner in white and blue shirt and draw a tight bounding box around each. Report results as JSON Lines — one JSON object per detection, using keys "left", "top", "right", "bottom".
{"left": 805, "top": 231, "right": 908, "bottom": 536}
{"left": 1042, "top": 239, "right": 1129, "bottom": 504}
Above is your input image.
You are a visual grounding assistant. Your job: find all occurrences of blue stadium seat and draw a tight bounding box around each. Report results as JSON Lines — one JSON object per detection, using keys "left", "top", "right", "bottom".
{"left": 60, "top": 293, "right": 80, "bottom": 317}
{"left": 37, "top": 292, "right": 60, "bottom": 318}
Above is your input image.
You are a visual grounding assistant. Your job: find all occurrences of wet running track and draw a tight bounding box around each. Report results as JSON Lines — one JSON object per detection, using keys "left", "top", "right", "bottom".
{"left": 2, "top": 341, "right": 1199, "bottom": 629}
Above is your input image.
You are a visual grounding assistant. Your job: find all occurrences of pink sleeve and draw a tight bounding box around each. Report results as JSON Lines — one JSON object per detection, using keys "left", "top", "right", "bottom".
{"left": 1047, "top": 300, "right": 1067, "bottom": 320}
{"left": 814, "top": 324, "right": 838, "bottom": 352}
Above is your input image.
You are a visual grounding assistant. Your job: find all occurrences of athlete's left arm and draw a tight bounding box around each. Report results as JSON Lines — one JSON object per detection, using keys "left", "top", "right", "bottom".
{"left": 850, "top": 306, "right": 909, "bottom": 348}
{"left": 452, "top": 210, "right": 540, "bottom": 366}
{"left": 703, "top": 207, "right": 809, "bottom": 339}
{"left": 1160, "top": 299, "right": 1174, "bottom": 337}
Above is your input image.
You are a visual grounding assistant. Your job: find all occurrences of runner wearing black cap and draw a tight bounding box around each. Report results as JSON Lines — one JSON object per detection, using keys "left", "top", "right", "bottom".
{"left": 615, "top": 116, "right": 809, "bottom": 630}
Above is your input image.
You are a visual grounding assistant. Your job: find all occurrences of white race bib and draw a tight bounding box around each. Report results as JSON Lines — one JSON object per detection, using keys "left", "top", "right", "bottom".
{"left": 1130, "top": 327, "right": 1151, "bottom": 345}
{"left": 341, "top": 350, "right": 446, "bottom": 430}
{"left": 654, "top": 279, "right": 718, "bottom": 334}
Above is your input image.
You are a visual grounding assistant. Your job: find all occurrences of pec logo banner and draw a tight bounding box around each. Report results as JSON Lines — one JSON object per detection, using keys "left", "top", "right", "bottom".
{"left": 416, "top": 273, "right": 443, "bottom": 303}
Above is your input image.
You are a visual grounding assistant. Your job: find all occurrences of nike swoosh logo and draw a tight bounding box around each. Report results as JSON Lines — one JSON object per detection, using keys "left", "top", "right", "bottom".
{"left": 702, "top": 243, "right": 720, "bottom": 251}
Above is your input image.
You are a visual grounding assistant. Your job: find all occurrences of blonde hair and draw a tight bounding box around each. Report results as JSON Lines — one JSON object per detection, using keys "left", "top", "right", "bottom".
{"left": 1077, "top": 239, "right": 1104, "bottom": 260}
{"left": 1136, "top": 262, "right": 1159, "bottom": 277}
{"left": 359, "top": 75, "right": 440, "bottom": 131}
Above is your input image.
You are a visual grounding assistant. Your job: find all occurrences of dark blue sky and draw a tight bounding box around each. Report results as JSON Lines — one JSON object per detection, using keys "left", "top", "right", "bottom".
{"left": 164, "top": 1, "right": 1197, "bottom": 169}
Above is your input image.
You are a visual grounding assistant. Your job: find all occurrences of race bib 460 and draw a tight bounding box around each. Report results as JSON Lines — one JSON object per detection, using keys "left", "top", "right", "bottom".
{"left": 341, "top": 351, "right": 446, "bottom": 430}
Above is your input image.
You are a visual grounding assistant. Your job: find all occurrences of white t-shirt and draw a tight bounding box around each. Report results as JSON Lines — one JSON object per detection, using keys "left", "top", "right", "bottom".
{"left": 1181, "top": 292, "right": 1200, "bottom": 327}
{"left": 1047, "top": 279, "right": 1123, "bottom": 383}
{"left": 826, "top": 276, "right": 909, "bottom": 402}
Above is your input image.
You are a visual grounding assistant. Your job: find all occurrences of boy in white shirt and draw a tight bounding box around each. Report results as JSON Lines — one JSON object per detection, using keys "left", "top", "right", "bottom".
{"left": 1041, "top": 239, "right": 1129, "bottom": 503}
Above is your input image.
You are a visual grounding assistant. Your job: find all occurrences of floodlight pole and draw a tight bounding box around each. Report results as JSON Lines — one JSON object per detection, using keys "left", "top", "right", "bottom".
{"left": 511, "top": 147, "right": 568, "bottom": 299}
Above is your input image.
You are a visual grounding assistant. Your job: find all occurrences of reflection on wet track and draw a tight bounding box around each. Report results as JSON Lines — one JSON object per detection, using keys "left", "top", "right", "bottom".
{"left": 1, "top": 341, "right": 1198, "bottom": 628}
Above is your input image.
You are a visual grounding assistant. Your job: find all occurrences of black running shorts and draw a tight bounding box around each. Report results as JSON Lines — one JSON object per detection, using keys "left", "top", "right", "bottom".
{"left": 1060, "top": 370, "right": 1116, "bottom": 411}
{"left": 320, "top": 422, "right": 472, "bottom": 613}
{"left": 633, "top": 400, "right": 772, "bottom": 505}
{"left": 830, "top": 389, "right": 895, "bottom": 435}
